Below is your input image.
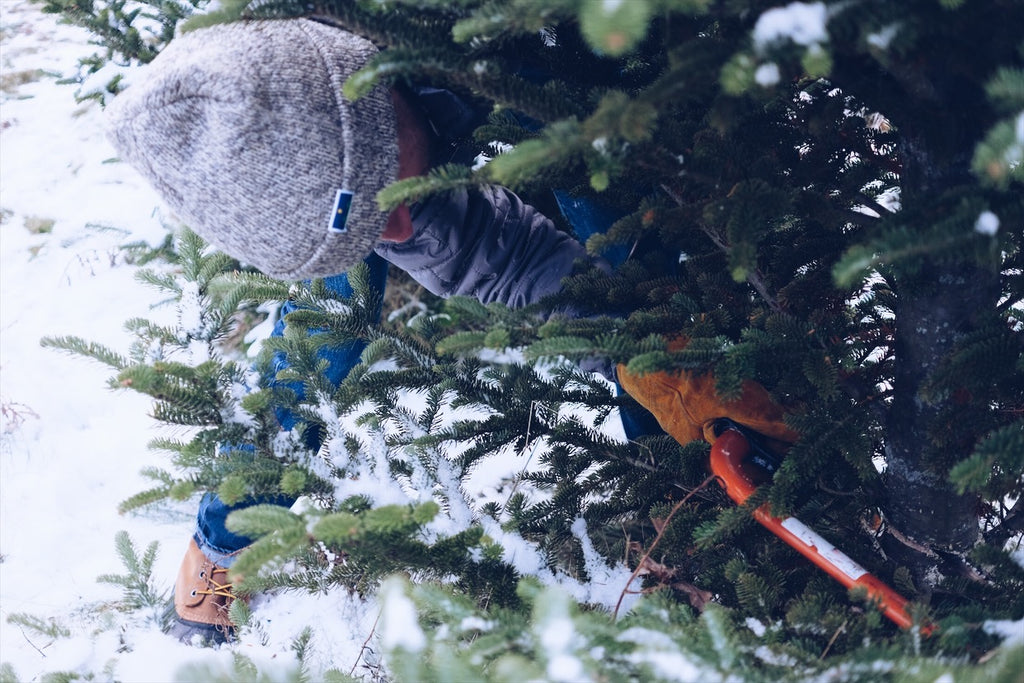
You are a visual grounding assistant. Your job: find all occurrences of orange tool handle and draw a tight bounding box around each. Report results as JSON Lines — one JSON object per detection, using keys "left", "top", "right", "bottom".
{"left": 709, "top": 429, "right": 919, "bottom": 631}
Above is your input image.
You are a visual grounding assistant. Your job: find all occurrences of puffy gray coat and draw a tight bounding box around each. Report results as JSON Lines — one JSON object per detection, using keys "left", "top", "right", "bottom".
{"left": 375, "top": 185, "right": 595, "bottom": 309}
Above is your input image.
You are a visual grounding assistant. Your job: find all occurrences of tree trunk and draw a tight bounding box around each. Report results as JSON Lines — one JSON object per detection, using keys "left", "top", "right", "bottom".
{"left": 880, "top": 120, "right": 998, "bottom": 590}
{"left": 882, "top": 262, "right": 992, "bottom": 587}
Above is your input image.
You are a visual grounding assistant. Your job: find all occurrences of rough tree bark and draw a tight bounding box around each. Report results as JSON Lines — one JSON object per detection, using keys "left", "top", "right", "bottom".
{"left": 880, "top": 109, "right": 999, "bottom": 590}
{"left": 883, "top": 261, "right": 995, "bottom": 587}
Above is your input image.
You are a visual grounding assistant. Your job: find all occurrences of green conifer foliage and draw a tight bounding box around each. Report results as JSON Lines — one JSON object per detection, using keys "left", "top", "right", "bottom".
{"left": 96, "top": 531, "right": 167, "bottom": 615}
{"left": 38, "top": 0, "right": 209, "bottom": 101}
{"left": 43, "top": 229, "right": 307, "bottom": 510}
{"left": 50, "top": 0, "right": 1024, "bottom": 678}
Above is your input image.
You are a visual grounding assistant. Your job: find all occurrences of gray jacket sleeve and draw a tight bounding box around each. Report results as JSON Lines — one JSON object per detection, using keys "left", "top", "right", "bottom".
{"left": 374, "top": 186, "right": 597, "bottom": 309}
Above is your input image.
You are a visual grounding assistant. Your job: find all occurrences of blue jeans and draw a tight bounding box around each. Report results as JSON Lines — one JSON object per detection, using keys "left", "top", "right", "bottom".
{"left": 194, "top": 254, "right": 389, "bottom": 566}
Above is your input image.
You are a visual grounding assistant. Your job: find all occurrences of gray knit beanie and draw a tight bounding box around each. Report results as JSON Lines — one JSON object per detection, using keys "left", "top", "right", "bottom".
{"left": 105, "top": 19, "right": 398, "bottom": 280}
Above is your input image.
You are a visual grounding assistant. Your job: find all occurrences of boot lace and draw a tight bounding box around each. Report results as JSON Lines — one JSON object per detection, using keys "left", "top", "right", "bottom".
{"left": 192, "top": 565, "right": 234, "bottom": 600}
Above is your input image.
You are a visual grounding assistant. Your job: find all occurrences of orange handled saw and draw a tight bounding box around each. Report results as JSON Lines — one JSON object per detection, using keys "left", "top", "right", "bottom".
{"left": 709, "top": 425, "right": 931, "bottom": 632}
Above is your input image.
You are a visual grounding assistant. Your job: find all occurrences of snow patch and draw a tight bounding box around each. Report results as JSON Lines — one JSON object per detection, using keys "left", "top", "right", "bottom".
{"left": 482, "top": 517, "right": 546, "bottom": 576}
{"left": 176, "top": 280, "right": 205, "bottom": 338}
{"left": 618, "top": 628, "right": 704, "bottom": 681}
{"left": 571, "top": 517, "right": 640, "bottom": 612}
{"left": 755, "top": 62, "right": 781, "bottom": 86}
{"left": 983, "top": 618, "right": 1024, "bottom": 645}
{"left": 623, "top": 650, "right": 704, "bottom": 681}
{"left": 754, "top": 644, "right": 798, "bottom": 666}
{"left": 1008, "top": 112, "right": 1023, "bottom": 168}
{"left": 472, "top": 152, "right": 492, "bottom": 170}
{"left": 867, "top": 23, "right": 900, "bottom": 50}
{"left": 876, "top": 187, "right": 901, "bottom": 213}
{"left": 548, "top": 654, "right": 587, "bottom": 682}
{"left": 617, "top": 626, "right": 678, "bottom": 650}
{"left": 539, "top": 597, "right": 587, "bottom": 683}
{"left": 753, "top": 2, "right": 828, "bottom": 48}
{"left": 459, "top": 616, "right": 494, "bottom": 632}
{"left": 380, "top": 577, "right": 426, "bottom": 652}
{"left": 975, "top": 210, "right": 1000, "bottom": 235}
{"left": 540, "top": 26, "right": 558, "bottom": 47}
{"left": 1009, "top": 538, "right": 1024, "bottom": 570}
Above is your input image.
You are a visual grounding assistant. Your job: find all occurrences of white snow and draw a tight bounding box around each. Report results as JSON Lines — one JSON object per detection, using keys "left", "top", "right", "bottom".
{"left": 459, "top": 615, "right": 493, "bottom": 632}
{"left": 753, "top": 2, "right": 828, "bottom": 48}
{"left": 548, "top": 653, "right": 587, "bottom": 682}
{"left": 539, "top": 26, "right": 558, "bottom": 48}
{"left": 1010, "top": 539, "right": 1024, "bottom": 570}
{"left": 983, "top": 618, "right": 1024, "bottom": 646}
{"left": 570, "top": 516, "right": 640, "bottom": 611}
{"left": 617, "top": 628, "right": 706, "bottom": 681}
{"left": 755, "top": 62, "right": 781, "bottom": 87}
{"left": 0, "top": 4, "right": 382, "bottom": 679}
{"left": 1008, "top": 111, "right": 1023, "bottom": 169}
{"left": 538, "top": 593, "right": 588, "bottom": 683}
{"left": 974, "top": 210, "right": 1000, "bottom": 235}
{"left": 745, "top": 616, "right": 767, "bottom": 637}
{"left": 866, "top": 24, "right": 900, "bottom": 50}
{"left": 379, "top": 577, "right": 425, "bottom": 653}
{"left": 876, "top": 186, "right": 902, "bottom": 213}
{"left": 623, "top": 650, "right": 706, "bottom": 682}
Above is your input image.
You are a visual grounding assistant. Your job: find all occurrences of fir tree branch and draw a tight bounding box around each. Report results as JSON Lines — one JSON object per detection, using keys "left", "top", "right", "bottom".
{"left": 349, "top": 608, "right": 382, "bottom": 678}
{"left": 983, "top": 505, "right": 1024, "bottom": 547}
{"left": 657, "top": 181, "right": 783, "bottom": 313}
{"left": 745, "top": 268, "right": 783, "bottom": 315}
{"left": 613, "top": 474, "right": 715, "bottom": 619}
{"left": 40, "top": 335, "right": 129, "bottom": 370}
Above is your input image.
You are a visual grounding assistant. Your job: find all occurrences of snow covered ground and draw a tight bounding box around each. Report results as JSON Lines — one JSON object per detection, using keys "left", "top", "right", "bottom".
{"left": 0, "top": 3, "right": 383, "bottom": 679}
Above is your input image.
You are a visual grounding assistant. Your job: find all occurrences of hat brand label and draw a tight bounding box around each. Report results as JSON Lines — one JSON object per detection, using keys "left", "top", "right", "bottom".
{"left": 328, "top": 190, "right": 354, "bottom": 233}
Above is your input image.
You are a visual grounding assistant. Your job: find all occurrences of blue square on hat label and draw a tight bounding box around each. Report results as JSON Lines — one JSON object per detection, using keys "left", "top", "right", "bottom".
{"left": 328, "top": 190, "right": 353, "bottom": 233}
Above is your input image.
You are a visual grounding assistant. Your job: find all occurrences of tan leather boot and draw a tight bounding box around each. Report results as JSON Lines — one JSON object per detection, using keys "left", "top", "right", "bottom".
{"left": 170, "top": 538, "right": 236, "bottom": 644}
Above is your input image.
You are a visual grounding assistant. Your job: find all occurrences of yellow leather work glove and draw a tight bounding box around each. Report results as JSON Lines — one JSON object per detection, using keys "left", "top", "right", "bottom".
{"left": 616, "top": 337, "right": 799, "bottom": 449}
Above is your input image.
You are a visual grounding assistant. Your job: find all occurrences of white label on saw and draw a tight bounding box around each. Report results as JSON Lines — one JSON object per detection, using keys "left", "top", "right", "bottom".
{"left": 781, "top": 517, "right": 868, "bottom": 581}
